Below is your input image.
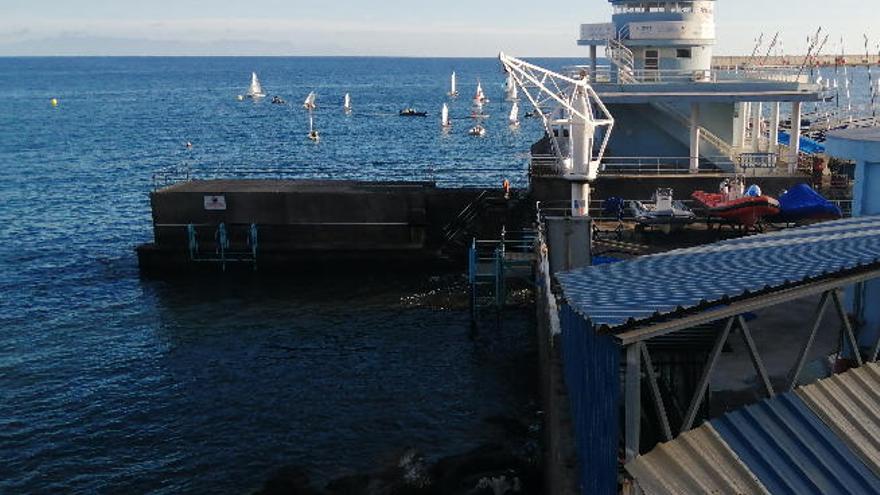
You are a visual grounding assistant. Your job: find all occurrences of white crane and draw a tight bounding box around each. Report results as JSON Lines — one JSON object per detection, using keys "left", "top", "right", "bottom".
{"left": 499, "top": 52, "right": 614, "bottom": 216}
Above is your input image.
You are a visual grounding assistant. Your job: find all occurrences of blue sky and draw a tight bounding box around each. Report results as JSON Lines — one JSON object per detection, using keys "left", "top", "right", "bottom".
{"left": 1, "top": 0, "right": 877, "bottom": 56}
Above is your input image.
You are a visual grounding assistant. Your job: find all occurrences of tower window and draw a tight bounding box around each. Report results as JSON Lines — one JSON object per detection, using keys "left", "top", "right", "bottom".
{"left": 676, "top": 48, "right": 692, "bottom": 58}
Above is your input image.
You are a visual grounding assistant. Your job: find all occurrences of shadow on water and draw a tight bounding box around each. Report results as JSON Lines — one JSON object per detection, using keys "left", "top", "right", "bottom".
{"left": 133, "top": 270, "right": 538, "bottom": 493}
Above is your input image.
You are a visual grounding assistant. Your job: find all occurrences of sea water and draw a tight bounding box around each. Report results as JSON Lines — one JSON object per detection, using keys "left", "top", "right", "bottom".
{"left": 0, "top": 56, "right": 567, "bottom": 494}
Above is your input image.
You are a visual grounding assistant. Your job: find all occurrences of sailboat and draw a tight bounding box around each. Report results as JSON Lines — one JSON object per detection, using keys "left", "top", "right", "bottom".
{"left": 448, "top": 71, "right": 459, "bottom": 98}
{"left": 441, "top": 103, "right": 451, "bottom": 128}
{"left": 471, "top": 99, "right": 486, "bottom": 119}
{"left": 245, "top": 72, "right": 266, "bottom": 99}
{"left": 508, "top": 101, "right": 520, "bottom": 127}
{"left": 505, "top": 73, "right": 519, "bottom": 101}
{"left": 343, "top": 93, "right": 352, "bottom": 113}
{"left": 474, "top": 79, "right": 489, "bottom": 104}
{"left": 303, "top": 91, "right": 317, "bottom": 111}
{"left": 308, "top": 112, "right": 320, "bottom": 142}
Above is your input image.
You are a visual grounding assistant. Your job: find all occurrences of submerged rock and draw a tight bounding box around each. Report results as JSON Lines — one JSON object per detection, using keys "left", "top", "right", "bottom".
{"left": 255, "top": 466, "right": 322, "bottom": 495}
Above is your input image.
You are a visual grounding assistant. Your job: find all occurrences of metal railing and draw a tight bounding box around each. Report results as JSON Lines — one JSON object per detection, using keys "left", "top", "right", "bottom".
{"left": 652, "top": 102, "right": 736, "bottom": 161}
{"left": 152, "top": 164, "right": 531, "bottom": 191}
{"left": 530, "top": 154, "right": 735, "bottom": 176}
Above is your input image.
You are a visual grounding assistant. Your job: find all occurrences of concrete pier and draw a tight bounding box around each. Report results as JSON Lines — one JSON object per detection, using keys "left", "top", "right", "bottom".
{"left": 137, "top": 179, "right": 527, "bottom": 275}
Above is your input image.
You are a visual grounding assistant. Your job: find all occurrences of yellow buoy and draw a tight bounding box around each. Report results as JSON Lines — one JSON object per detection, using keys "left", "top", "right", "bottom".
{"left": 50, "top": 98, "right": 58, "bottom": 107}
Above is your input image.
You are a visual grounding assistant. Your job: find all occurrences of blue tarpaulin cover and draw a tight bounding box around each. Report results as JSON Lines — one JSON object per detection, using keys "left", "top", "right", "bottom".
{"left": 772, "top": 183, "right": 842, "bottom": 222}
{"left": 778, "top": 131, "right": 825, "bottom": 154}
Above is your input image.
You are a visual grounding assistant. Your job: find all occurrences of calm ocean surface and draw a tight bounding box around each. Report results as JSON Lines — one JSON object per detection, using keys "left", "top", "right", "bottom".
{"left": 0, "top": 56, "right": 575, "bottom": 494}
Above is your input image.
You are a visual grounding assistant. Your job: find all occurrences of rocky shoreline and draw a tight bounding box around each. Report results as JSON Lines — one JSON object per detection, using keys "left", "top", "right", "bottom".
{"left": 255, "top": 415, "right": 542, "bottom": 495}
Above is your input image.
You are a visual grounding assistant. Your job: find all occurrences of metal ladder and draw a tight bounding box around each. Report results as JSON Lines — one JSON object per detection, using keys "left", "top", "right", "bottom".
{"left": 186, "top": 222, "right": 259, "bottom": 271}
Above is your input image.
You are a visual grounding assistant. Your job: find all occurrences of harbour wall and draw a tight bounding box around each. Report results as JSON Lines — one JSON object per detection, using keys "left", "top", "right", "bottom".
{"left": 713, "top": 54, "right": 878, "bottom": 68}
{"left": 137, "top": 179, "right": 526, "bottom": 275}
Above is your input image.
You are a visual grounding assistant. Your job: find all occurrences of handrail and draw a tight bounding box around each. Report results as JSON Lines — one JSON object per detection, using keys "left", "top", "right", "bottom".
{"left": 153, "top": 164, "right": 530, "bottom": 191}
{"left": 652, "top": 101, "right": 736, "bottom": 161}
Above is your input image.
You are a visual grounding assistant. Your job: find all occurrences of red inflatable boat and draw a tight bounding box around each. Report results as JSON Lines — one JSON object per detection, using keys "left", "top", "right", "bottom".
{"left": 692, "top": 191, "right": 780, "bottom": 227}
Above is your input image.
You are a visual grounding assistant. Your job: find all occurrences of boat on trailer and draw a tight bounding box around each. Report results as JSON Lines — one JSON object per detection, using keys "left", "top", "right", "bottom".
{"left": 692, "top": 177, "right": 780, "bottom": 227}
{"left": 629, "top": 188, "right": 695, "bottom": 232}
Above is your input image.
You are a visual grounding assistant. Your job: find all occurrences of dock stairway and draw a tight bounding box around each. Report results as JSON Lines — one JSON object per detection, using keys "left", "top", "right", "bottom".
{"left": 468, "top": 227, "right": 538, "bottom": 325}
{"left": 440, "top": 190, "right": 530, "bottom": 257}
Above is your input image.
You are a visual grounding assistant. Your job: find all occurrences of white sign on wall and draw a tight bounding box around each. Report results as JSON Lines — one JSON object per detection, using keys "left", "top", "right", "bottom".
{"left": 627, "top": 21, "right": 715, "bottom": 41}
{"left": 204, "top": 195, "right": 227, "bottom": 211}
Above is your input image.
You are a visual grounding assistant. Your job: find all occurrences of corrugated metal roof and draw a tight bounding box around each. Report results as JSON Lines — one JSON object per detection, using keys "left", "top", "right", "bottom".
{"left": 557, "top": 216, "right": 880, "bottom": 331}
{"left": 797, "top": 363, "right": 880, "bottom": 478}
{"left": 626, "top": 426, "right": 769, "bottom": 495}
{"left": 711, "top": 393, "right": 880, "bottom": 495}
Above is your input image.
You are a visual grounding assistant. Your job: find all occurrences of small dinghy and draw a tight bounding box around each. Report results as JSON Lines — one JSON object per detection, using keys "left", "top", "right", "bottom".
{"left": 692, "top": 177, "right": 780, "bottom": 227}
{"left": 303, "top": 91, "right": 317, "bottom": 111}
{"left": 468, "top": 124, "right": 486, "bottom": 137}
{"left": 441, "top": 103, "right": 452, "bottom": 129}
{"left": 400, "top": 108, "right": 427, "bottom": 117}
{"left": 343, "top": 93, "right": 352, "bottom": 113}
{"left": 505, "top": 73, "right": 518, "bottom": 101}
{"left": 508, "top": 101, "right": 520, "bottom": 127}
{"left": 629, "top": 188, "right": 695, "bottom": 233}
{"left": 448, "top": 71, "right": 459, "bottom": 98}
{"left": 307, "top": 112, "right": 319, "bottom": 142}
{"left": 770, "top": 183, "right": 842, "bottom": 223}
{"left": 474, "top": 79, "right": 489, "bottom": 104}
{"left": 242, "top": 72, "right": 266, "bottom": 99}
{"left": 271, "top": 95, "right": 286, "bottom": 105}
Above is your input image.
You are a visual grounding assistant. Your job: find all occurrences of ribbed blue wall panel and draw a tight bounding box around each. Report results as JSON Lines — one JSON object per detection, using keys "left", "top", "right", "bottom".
{"left": 560, "top": 304, "right": 620, "bottom": 495}
{"left": 711, "top": 393, "right": 880, "bottom": 495}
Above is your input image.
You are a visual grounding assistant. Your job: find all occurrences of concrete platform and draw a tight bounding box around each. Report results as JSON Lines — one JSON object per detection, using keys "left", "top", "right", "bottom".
{"left": 138, "top": 179, "right": 529, "bottom": 276}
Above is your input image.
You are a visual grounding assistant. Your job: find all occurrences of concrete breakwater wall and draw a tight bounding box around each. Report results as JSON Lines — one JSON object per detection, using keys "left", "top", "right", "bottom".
{"left": 713, "top": 54, "right": 878, "bottom": 68}
{"left": 137, "top": 179, "right": 528, "bottom": 275}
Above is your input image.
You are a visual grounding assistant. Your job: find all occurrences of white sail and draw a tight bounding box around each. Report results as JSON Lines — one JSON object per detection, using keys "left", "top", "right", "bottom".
{"left": 474, "top": 80, "right": 486, "bottom": 102}
{"left": 505, "top": 74, "right": 518, "bottom": 101}
{"left": 344, "top": 93, "right": 352, "bottom": 112}
{"left": 303, "top": 91, "right": 317, "bottom": 110}
{"left": 441, "top": 103, "right": 450, "bottom": 127}
{"left": 509, "top": 101, "right": 519, "bottom": 125}
{"left": 248, "top": 72, "right": 265, "bottom": 97}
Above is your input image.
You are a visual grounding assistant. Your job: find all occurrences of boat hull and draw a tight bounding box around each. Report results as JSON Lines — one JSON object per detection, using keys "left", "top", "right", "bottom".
{"left": 692, "top": 192, "right": 780, "bottom": 227}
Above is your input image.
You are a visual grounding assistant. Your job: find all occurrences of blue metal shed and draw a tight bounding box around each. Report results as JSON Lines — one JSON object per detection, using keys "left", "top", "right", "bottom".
{"left": 712, "top": 393, "right": 880, "bottom": 495}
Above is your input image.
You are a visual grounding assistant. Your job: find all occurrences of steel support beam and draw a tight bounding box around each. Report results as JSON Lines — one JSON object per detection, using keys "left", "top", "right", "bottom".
{"left": 682, "top": 317, "right": 735, "bottom": 433}
{"left": 789, "top": 101, "right": 802, "bottom": 173}
{"left": 640, "top": 342, "right": 672, "bottom": 442}
{"left": 625, "top": 344, "right": 642, "bottom": 462}
{"left": 787, "top": 291, "right": 832, "bottom": 391}
{"left": 614, "top": 268, "right": 880, "bottom": 346}
{"left": 738, "top": 315, "right": 775, "bottom": 397}
{"left": 833, "top": 289, "right": 864, "bottom": 366}
{"left": 689, "top": 103, "right": 701, "bottom": 174}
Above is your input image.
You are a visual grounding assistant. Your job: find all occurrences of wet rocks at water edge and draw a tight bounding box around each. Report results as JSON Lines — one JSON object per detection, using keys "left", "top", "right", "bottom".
{"left": 255, "top": 442, "right": 540, "bottom": 495}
